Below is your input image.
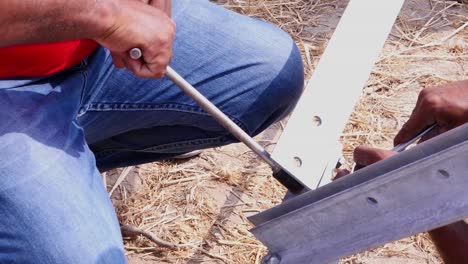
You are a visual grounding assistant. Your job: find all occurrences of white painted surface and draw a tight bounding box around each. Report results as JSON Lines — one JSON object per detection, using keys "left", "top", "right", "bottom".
{"left": 272, "top": 0, "right": 405, "bottom": 188}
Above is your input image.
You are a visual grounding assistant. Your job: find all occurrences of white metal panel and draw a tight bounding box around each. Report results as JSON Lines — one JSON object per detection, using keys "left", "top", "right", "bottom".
{"left": 272, "top": 0, "right": 405, "bottom": 188}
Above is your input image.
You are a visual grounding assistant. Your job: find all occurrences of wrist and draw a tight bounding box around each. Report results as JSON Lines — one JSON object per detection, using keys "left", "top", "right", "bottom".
{"left": 78, "top": 0, "right": 121, "bottom": 40}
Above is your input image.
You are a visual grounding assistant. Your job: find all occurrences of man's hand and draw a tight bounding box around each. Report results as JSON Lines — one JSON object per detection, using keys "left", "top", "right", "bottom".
{"left": 96, "top": 0, "right": 175, "bottom": 78}
{"left": 394, "top": 80, "right": 468, "bottom": 146}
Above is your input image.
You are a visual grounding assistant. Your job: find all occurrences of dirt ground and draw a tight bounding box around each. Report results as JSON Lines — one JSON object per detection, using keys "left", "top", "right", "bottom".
{"left": 106, "top": 0, "right": 467, "bottom": 263}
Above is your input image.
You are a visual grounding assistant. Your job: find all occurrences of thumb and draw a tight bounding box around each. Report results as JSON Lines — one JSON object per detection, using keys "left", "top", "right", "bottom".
{"left": 354, "top": 146, "right": 396, "bottom": 167}
{"left": 394, "top": 93, "right": 436, "bottom": 146}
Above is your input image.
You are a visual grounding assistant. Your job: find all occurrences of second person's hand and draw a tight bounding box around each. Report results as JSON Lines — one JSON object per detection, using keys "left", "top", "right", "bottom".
{"left": 394, "top": 80, "right": 468, "bottom": 146}
{"left": 335, "top": 146, "right": 395, "bottom": 179}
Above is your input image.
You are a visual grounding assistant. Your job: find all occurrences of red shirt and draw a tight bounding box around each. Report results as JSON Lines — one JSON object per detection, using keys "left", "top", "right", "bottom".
{"left": 0, "top": 40, "right": 98, "bottom": 78}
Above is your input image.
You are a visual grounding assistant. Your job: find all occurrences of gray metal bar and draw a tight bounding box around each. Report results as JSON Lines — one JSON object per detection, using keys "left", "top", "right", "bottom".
{"left": 249, "top": 123, "right": 468, "bottom": 226}
{"left": 250, "top": 123, "right": 468, "bottom": 263}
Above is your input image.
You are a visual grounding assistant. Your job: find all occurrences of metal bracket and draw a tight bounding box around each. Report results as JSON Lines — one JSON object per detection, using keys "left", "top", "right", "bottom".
{"left": 249, "top": 123, "right": 468, "bottom": 263}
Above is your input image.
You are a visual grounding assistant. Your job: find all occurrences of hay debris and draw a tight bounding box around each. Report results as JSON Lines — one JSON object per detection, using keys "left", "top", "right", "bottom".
{"left": 113, "top": 0, "right": 467, "bottom": 263}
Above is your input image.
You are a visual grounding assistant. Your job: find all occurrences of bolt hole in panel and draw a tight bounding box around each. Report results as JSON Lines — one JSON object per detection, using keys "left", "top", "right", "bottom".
{"left": 271, "top": 0, "right": 406, "bottom": 189}
{"left": 367, "top": 197, "right": 378, "bottom": 206}
{"left": 438, "top": 169, "right": 450, "bottom": 179}
{"left": 292, "top": 156, "right": 302, "bottom": 168}
{"left": 312, "top": 116, "right": 322, "bottom": 126}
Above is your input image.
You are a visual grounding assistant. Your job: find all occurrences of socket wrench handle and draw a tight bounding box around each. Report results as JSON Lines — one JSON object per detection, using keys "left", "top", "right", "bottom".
{"left": 166, "top": 66, "right": 306, "bottom": 193}
{"left": 165, "top": 66, "right": 276, "bottom": 168}
{"left": 128, "top": 48, "right": 306, "bottom": 193}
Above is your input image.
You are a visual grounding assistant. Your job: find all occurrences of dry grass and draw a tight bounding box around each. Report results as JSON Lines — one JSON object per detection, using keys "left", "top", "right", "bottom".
{"left": 114, "top": 146, "right": 284, "bottom": 263}
{"left": 108, "top": 0, "right": 468, "bottom": 263}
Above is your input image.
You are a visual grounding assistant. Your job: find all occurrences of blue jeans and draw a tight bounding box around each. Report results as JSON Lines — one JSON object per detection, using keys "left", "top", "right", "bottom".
{"left": 0, "top": 0, "right": 303, "bottom": 263}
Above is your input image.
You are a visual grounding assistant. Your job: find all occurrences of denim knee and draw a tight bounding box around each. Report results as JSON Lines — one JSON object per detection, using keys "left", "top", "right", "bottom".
{"left": 239, "top": 26, "right": 305, "bottom": 136}
{"left": 267, "top": 39, "right": 305, "bottom": 118}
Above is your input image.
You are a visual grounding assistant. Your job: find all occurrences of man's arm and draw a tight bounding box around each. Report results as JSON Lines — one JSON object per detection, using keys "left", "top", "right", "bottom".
{"left": 429, "top": 222, "right": 468, "bottom": 263}
{"left": 0, "top": 0, "right": 176, "bottom": 78}
{"left": 0, "top": 0, "right": 115, "bottom": 47}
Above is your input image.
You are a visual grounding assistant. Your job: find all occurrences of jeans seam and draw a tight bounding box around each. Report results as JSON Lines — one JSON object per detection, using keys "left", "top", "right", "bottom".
{"left": 79, "top": 70, "right": 89, "bottom": 109}
{"left": 87, "top": 102, "right": 249, "bottom": 157}
{"left": 93, "top": 135, "right": 230, "bottom": 158}
{"left": 85, "top": 102, "right": 251, "bottom": 134}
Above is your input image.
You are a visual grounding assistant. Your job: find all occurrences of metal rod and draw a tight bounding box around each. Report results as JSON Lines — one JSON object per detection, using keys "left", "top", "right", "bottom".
{"left": 165, "top": 66, "right": 281, "bottom": 171}
{"left": 127, "top": 49, "right": 306, "bottom": 192}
